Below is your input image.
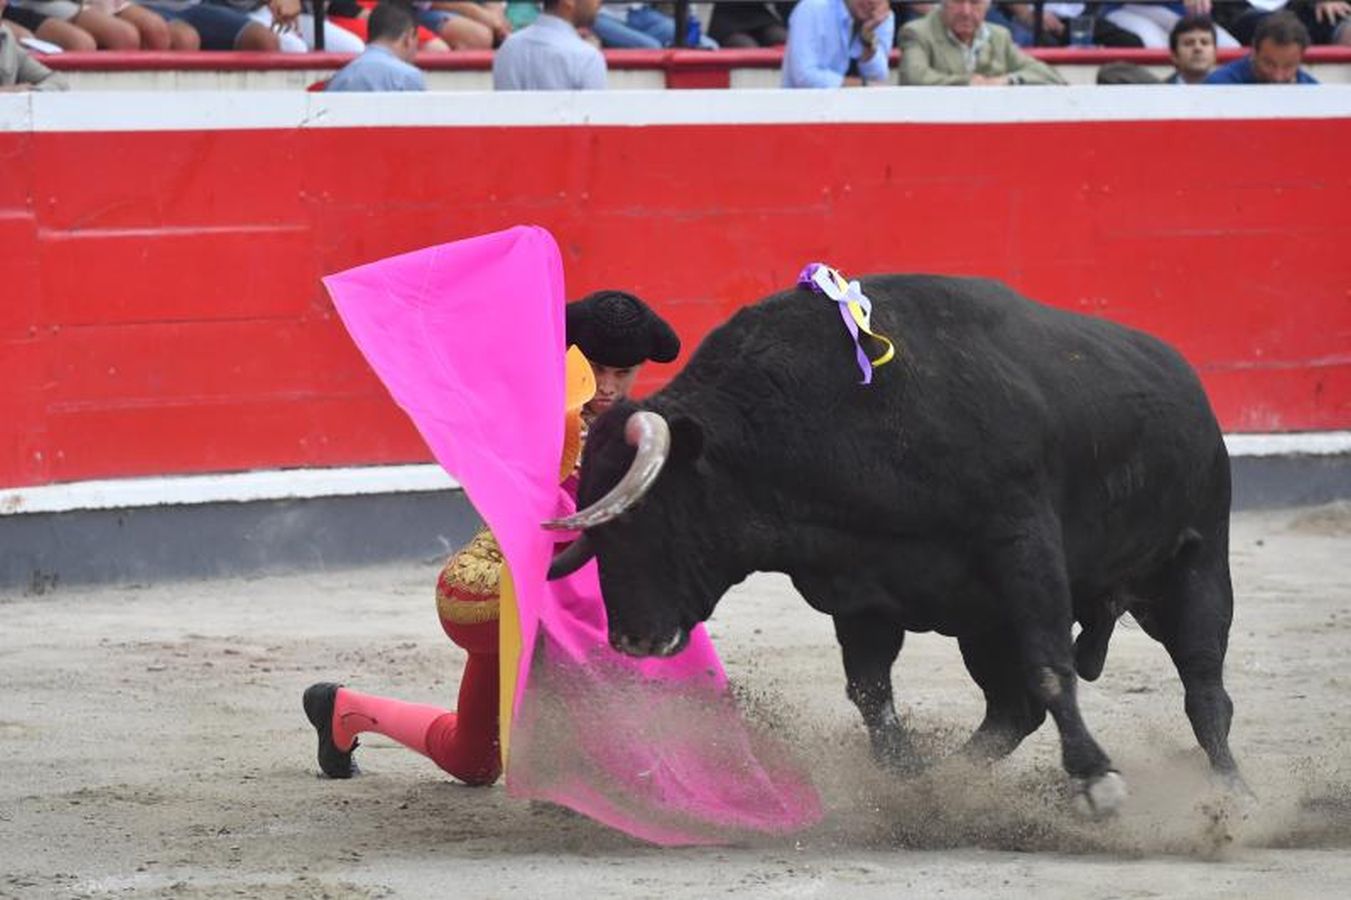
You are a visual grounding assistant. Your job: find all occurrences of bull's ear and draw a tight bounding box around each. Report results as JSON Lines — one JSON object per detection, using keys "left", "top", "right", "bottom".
{"left": 669, "top": 415, "right": 704, "bottom": 465}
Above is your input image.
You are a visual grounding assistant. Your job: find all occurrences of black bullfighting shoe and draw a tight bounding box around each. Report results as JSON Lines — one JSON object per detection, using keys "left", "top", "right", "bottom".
{"left": 303, "top": 682, "right": 359, "bottom": 779}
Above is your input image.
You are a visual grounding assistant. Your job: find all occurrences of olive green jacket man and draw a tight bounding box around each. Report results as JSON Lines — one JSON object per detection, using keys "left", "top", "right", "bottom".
{"left": 898, "top": 9, "right": 1065, "bottom": 86}
{"left": 0, "top": 28, "right": 67, "bottom": 92}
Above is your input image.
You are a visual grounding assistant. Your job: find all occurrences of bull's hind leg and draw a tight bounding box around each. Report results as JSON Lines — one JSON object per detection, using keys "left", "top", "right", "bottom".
{"left": 957, "top": 629, "right": 1047, "bottom": 761}
{"left": 832, "top": 611, "right": 921, "bottom": 774}
{"left": 990, "top": 523, "right": 1126, "bottom": 815}
{"left": 1133, "top": 537, "right": 1244, "bottom": 790}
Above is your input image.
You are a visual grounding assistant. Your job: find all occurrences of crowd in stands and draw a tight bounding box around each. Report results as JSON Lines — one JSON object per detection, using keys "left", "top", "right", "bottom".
{"left": 2, "top": 0, "right": 1344, "bottom": 90}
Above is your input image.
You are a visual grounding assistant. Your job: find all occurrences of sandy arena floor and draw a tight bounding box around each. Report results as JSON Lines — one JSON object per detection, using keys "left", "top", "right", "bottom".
{"left": 2, "top": 504, "right": 1349, "bottom": 899}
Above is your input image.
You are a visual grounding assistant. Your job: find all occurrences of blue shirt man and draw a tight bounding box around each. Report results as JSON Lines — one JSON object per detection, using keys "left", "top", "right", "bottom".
{"left": 783, "top": 0, "right": 896, "bottom": 88}
{"left": 1204, "top": 10, "right": 1318, "bottom": 84}
{"left": 493, "top": 0, "right": 607, "bottom": 91}
{"left": 1203, "top": 55, "right": 1318, "bottom": 84}
{"left": 328, "top": 2, "right": 426, "bottom": 93}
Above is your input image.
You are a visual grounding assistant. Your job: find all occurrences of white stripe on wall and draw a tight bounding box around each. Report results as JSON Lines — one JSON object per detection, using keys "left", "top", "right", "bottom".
{"left": 1, "top": 432, "right": 1345, "bottom": 516}
{"left": 0, "top": 465, "right": 459, "bottom": 516}
{"left": 2, "top": 86, "right": 1349, "bottom": 134}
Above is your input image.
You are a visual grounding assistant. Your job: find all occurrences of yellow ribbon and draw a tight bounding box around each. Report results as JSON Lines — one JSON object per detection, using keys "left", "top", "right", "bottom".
{"left": 807, "top": 265, "right": 896, "bottom": 377}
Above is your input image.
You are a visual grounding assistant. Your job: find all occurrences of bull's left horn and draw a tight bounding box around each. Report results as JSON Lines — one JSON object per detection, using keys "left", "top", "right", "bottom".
{"left": 542, "top": 411, "right": 670, "bottom": 531}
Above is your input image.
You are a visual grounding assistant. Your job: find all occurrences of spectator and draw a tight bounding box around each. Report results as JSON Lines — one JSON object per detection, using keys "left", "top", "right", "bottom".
{"left": 1166, "top": 13, "right": 1217, "bottom": 83}
{"left": 709, "top": 1, "right": 786, "bottom": 47}
{"left": 327, "top": 1, "right": 424, "bottom": 91}
{"left": 899, "top": 0, "right": 1066, "bottom": 85}
{"left": 1, "top": 0, "right": 67, "bottom": 88}
{"left": 782, "top": 0, "right": 894, "bottom": 88}
{"left": 2, "top": 1, "right": 98, "bottom": 50}
{"left": 200, "top": 0, "right": 366, "bottom": 52}
{"left": 1216, "top": 0, "right": 1350, "bottom": 48}
{"left": 141, "top": 0, "right": 280, "bottom": 49}
{"left": 1004, "top": 3, "right": 1143, "bottom": 46}
{"left": 492, "top": 0, "right": 605, "bottom": 90}
{"left": 1205, "top": 9, "right": 1319, "bottom": 82}
{"left": 1102, "top": 2, "right": 1239, "bottom": 50}
{"left": 6, "top": 0, "right": 174, "bottom": 49}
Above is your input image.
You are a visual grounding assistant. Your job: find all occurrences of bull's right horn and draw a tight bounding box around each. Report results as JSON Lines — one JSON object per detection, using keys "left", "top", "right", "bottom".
{"left": 547, "top": 534, "right": 595, "bottom": 580}
{"left": 541, "top": 411, "right": 670, "bottom": 532}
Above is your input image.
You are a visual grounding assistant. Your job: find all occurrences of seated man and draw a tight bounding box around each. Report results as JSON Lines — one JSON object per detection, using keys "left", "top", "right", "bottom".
{"left": 900, "top": 0, "right": 1066, "bottom": 85}
{"left": 492, "top": 0, "right": 605, "bottom": 91}
{"left": 782, "top": 0, "right": 894, "bottom": 88}
{"left": 1, "top": 0, "right": 66, "bottom": 90}
{"left": 1205, "top": 10, "right": 1319, "bottom": 83}
{"left": 327, "top": 2, "right": 424, "bottom": 92}
{"left": 1166, "top": 14, "right": 1217, "bottom": 84}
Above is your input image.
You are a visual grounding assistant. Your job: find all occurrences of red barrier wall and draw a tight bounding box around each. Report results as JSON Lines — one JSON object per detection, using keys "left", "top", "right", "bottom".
{"left": 2, "top": 101, "right": 1349, "bottom": 488}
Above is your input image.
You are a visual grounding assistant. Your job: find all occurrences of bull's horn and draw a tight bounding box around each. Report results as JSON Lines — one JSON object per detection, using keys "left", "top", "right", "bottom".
{"left": 546, "top": 534, "right": 595, "bottom": 580}
{"left": 542, "top": 411, "right": 670, "bottom": 531}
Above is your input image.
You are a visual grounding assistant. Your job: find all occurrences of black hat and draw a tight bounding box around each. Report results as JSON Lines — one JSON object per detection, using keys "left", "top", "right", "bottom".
{"left": 565, "top": 290, "right": 680, "bottom": 369}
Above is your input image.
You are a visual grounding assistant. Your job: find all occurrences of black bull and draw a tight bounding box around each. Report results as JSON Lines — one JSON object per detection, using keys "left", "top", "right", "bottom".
{"left": 547, "top": 274, "right": 1243, "bottom": 812}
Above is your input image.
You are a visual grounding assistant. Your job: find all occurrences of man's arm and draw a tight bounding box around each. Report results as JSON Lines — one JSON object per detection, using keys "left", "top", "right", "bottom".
{"left": 18, "top": 47, "right": 67, "bottom": 92}
{"left": 783, "top": 2, "right": 845, "bottom": 88}
{"left": 857, "top": 13, "right": 895, "bottom": 85}
{"left": 578, "top": 49, "right": 607, "bottom": 91}
{"left": 897, "top": 26, "right": 968, "bottom": 85}
{"left": 1003, "top": 40, "right": 1065, "bottom": 85}
{"left": 403, "top": 67, "right": 428, "bottom": 92}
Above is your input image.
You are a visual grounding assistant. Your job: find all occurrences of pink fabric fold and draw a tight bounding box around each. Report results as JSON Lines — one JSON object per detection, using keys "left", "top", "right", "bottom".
{"left": 323, "top": 226, "right": 820, "bottom": 845}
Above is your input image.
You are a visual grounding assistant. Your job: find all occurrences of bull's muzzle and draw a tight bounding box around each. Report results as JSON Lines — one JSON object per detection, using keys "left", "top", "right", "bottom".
{"left": 609, "top": 626, "right": 690, "bottom": 659}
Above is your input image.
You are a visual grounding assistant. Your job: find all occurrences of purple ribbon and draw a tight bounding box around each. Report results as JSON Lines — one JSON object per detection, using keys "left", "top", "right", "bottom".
{"left": 798, "top": 262, "right": 873, "bottom": 385}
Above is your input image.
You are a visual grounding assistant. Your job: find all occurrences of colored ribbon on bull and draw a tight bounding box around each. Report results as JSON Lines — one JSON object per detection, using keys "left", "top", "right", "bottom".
{"left": 797, "top": 262, "right": 895, "bottom": 385}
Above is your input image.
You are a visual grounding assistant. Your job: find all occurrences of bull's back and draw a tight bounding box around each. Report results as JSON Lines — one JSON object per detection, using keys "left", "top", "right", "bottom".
{"left": 670, "top": 274, "right": 1227, "bottom": 581}
{"left": 862, "top": 275, "right": 1228, "bottom": 579}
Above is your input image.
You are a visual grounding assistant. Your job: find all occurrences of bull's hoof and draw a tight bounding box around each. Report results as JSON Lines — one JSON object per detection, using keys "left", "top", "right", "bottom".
{"left": 1216, "top": 769, "right": 1255, "bottom": 798}
{"left": 1072, "top": 770, "right": 1128, "bottom": 819}
{"left": 869, "top": 731, "right": 925, "bottom": 777}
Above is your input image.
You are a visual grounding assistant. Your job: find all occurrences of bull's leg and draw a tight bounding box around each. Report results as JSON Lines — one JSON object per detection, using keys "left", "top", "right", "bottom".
{"left": 991, "top": 527, "right": 1126, "bottom": 816}
{"left": 1134, "top": 539, "right": 1244, "bottom": 791}
{"left": 832, "top": 611, "right": 920, "bottom": 774}
{"left": 957, "top": 629, "right": 1047, "bottom": 761}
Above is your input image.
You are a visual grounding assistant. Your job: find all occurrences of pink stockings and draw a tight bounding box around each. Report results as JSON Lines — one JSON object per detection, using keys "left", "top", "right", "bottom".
{"left": 331, "top": 651, "right": 501, "bottom": 786}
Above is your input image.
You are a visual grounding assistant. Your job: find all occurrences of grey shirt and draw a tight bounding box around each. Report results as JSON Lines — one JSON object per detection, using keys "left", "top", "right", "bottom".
{"left": 0, "top": 28, "right": 67, "bottom": 92}
{"left": 327, "top": 45, "right": 426, "bottom": 93}
{"left": 492, "top": 13, "right": 606, "bottom": 91}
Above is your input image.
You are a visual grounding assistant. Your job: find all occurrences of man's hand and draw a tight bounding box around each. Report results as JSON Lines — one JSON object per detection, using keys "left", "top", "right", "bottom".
{"left": 269, "top": 0, "right": 301, "bottom": 31}
{"left": 484, "top": 1, "right": 512, "bottom": 42}
{"left": 1183, "top": 0, "right": 1212, "bottom": 16}
{"left": 0, "top": 85, "right": 35, "bottom": 93}
{"left": 859, "top": 6, "right": 889, "bottom": 59}
{"left": 969, "top": 74, "right": 1011, "bottom": 86}
{"left": 1316, "top": 0, "right": 1351, "bottom": 24}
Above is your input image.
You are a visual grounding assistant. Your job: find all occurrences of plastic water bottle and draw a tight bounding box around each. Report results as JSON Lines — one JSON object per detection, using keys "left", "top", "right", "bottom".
{"left": 685, "top": 16, "right": 701, "bottom": 48}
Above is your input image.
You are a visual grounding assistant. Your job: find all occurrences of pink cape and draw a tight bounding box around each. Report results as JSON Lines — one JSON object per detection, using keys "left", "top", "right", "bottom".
{"left": 323, "top": 226, "right": 820, "bottom": 845}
